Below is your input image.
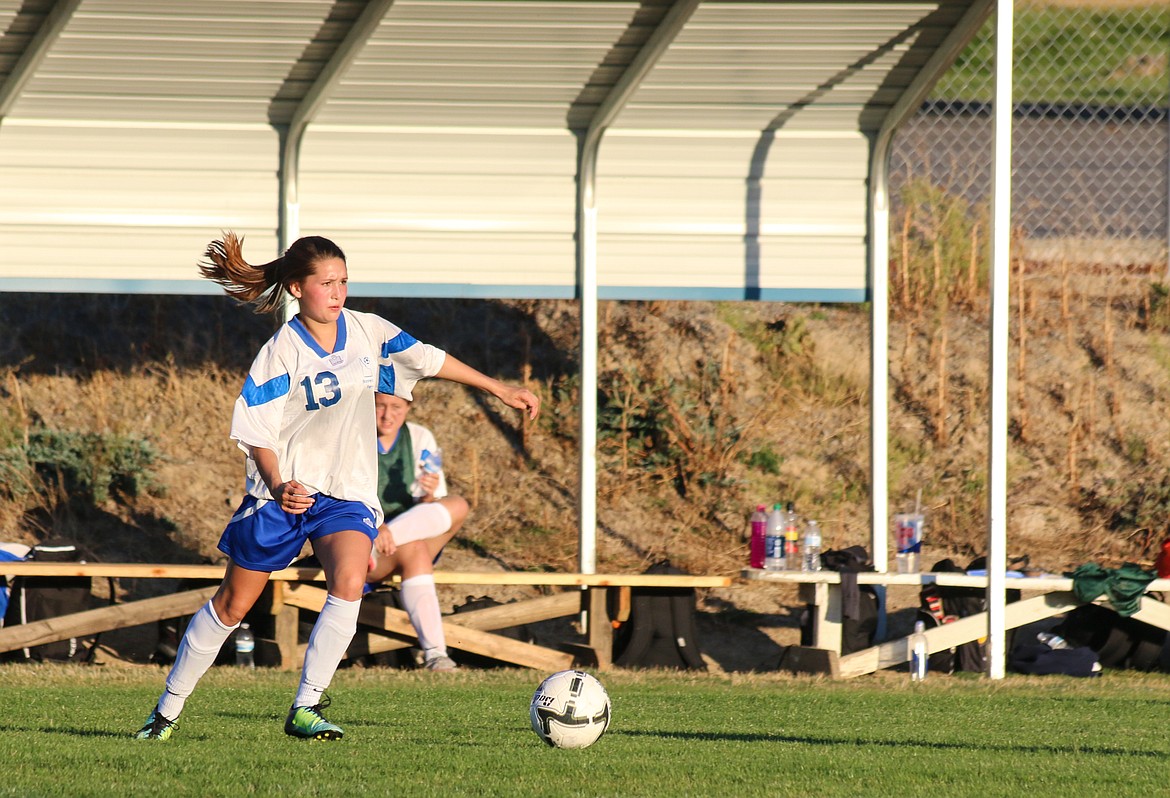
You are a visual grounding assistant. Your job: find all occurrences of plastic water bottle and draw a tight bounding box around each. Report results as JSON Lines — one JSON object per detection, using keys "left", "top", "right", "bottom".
{"left": 783, "top": 503, "right": 801, "bottom": 571}
{"left": 749, "top": 505, "right": 767, "bottom": 569}
{"left": 1037, "top": 631, "right": 1068, "bottom": 650}
{"left": 235, "top": 622, "right": 255, "bottom": 669}
{"left": 910, "top": 620, "right": 928, "bottom": 681}
{"left": 420, "top": 448, "right": 443, "bottom": 474}
{"left": 801, "top": 520, "right": 822, "bottom": 572}
{"left": 764, "top": 503, "right": 786, "bottom": 571}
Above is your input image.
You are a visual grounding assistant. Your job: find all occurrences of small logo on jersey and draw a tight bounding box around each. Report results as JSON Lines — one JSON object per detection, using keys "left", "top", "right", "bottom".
{"left": 328, "top": 353, "right": 344, "bottom": 368}
{"left": 363, "top": 517, "right": 374, "bottom": 528}
{"left": 359, "top": 356, "right": 375, "bottom": 388}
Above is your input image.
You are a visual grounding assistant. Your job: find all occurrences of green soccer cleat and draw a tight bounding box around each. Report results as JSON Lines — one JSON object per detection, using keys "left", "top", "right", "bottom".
{"left": 284, "top": 695, "right": 343, "bottom": 741}
{"left": 135, "top": 709, "right": 178, "bottom": 741}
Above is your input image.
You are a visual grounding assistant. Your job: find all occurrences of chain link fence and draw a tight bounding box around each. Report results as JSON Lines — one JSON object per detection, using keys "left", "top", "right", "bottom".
{"left": 890, "top": 0, "right": 1169, "bottom": 271}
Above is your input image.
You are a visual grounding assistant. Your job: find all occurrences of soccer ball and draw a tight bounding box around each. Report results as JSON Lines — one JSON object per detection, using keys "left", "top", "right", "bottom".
{"left": 529, "top": 669, "right": 611, "bottom": 749}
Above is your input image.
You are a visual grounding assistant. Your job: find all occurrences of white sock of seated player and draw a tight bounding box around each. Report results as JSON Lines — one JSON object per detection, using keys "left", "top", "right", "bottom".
{"left": 294, "top": 593, "right": 361, "bottom": 709}
{"left": 156, "top": 601, "right": 237, "bottom": 720}
{"left": 387, "top": 502, "right": 452, "bottom": 547}
{"left": 400, "top": 574, "right": 447, "bottom": 659}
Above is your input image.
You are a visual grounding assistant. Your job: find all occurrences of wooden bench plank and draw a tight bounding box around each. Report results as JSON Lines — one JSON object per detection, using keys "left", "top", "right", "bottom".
{"left": 1, "top": 562, "right": 731, "bottom": 588}
{"left": 0, "top": 563, "right": 322, "bottom": 581}
{"left": 0, "top": 586, "right": 217, "bottom": 654}
{"left": 778, "top": 646, "right": 841, "bottom": 677}
{"left": 836, "top": 592, "right": 1083, "bottom": 679}
{"left": 282, "top": 584, "right": 575, "bottom": 672}
{"left": 0, "top": 564, "right": 722, "bottom": 669}
{"left": 334, "top": 591, "right": 582, "bottom": 660}
{"left": 437, "top": 592, "right": 582, "bottom": 631}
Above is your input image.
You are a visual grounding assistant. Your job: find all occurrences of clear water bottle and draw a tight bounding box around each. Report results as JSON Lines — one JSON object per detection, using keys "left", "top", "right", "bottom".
{"left": 420, "top": 448, "right": 443, "bottom": 474}
{"left": 783, "top": 503, "right": 801, "bottom": 571}
{"left": 764, "top": 503, "right": 786, "bottom": 571}
{"left": 749, "top": 505, "right": 767, "bottom": 569}
{"left": 910, "top": 620, "right": 928, "bottom": 681}
{"left": 1037, "top": 631, "right": 1068, "bottom": 650}
{"left": 801, "top": 520, "right": 822, "bottom": 572}
{"left": 235, "top": 622, "right": 255, "bottom": 669}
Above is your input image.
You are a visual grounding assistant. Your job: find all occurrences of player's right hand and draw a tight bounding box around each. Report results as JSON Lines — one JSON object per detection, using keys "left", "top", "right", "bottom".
{"left": 274, "top": 480, "right": 315, "bottom": 514}
{"left": 374, "top": 525, "right": 397, "bottom": 557}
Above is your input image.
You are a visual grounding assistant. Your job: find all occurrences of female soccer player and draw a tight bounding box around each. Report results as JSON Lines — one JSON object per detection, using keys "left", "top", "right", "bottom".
{"left": 135, "top": 233, "right": 539, "bottom": 741}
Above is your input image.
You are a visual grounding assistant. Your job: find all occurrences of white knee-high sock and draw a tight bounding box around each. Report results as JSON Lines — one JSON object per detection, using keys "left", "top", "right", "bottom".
{"left": 387, "top": 503, "right": 452, "bottom": 547}
{"left": 295, "top": 594, "right": 361, "bottom": 708}
{"left": 157, "top": 601, "right": 237, "bottom": 720}
{"left": 400, "top": 574, "right": 446, "bottom": 658}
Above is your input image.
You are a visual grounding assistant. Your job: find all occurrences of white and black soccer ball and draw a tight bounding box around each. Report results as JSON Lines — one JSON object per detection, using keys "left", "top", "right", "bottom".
{"left": 529, "top": 669, "right": 611, "bottom": 749}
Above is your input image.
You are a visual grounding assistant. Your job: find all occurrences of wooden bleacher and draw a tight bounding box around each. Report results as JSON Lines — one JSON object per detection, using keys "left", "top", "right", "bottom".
{"left": 0, "top": 563, "right": 732, "bottom": 670}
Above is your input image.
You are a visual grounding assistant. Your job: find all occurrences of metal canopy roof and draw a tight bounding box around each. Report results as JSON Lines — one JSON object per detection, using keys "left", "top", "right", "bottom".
{"left": 0, "top": 0, "right": 1019, "bottom": 677}
{"left": 0, "top": 0, "right": 990, "bottom": 300}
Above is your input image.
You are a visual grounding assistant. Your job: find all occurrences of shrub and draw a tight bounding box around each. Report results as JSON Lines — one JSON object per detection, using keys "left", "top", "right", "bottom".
{"left": 17, "top": 428, "right": 161, "bottom": 504}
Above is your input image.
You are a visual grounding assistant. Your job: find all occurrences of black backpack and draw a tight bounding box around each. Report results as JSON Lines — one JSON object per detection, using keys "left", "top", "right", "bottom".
{"left": 917, "top": 557, "right": 1021, "bottom": 674}
{"left": 1, "top": 541, "right": 105, "bottom": 663}
{"left": 799, "top": 546, "right": 879, "bottom": 655}
{"left": 611, "top": 560, "right": 706, "bottom": 670}
{"left": 1052, "top": 603, "right": 1167, "bottom": 671}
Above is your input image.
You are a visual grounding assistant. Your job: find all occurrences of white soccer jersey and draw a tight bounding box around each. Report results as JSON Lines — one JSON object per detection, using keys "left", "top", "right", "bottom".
{"left": 230, "top": 308, "right": 446, "bottom": 526}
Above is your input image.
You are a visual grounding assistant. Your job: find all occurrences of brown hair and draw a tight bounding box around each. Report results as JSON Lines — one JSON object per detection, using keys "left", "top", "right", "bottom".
{"left": 198, "top": 232, "right": 346, "bottom": 315}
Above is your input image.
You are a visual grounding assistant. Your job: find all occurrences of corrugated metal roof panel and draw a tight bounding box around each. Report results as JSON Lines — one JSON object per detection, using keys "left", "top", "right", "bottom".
{"left": 0, "top": 0, "right": 48, "bottom": 77}
{"left": 7, "top": 0, "right": 353, "bottom": 123}
{"left": 0, "top": 0, "right": 988, "bottom": 299}
{"left": 594, "top": 133, "right": 868, "bottom": 297}
{"left": 613, "top": 0, "right": 962, "bottom": 132}
{"left": 598, "top": 234, "right": 866, "bottom": 295}
{"left": 0, "top": 123, "right": 278, "bottom": 286}
{"left": 317, "top": 0, "right": 649, "bottom": 128}
{"left": 297, "top": 127, "right": 577, "bottom": 295}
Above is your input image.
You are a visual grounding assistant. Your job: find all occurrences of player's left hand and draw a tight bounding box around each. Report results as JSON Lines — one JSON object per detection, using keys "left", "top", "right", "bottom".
{"left": 417, "top": 471, "right": 440, "bottom": 498}
{"left": 498, "top": 385, "right": 541, "bottom": 419}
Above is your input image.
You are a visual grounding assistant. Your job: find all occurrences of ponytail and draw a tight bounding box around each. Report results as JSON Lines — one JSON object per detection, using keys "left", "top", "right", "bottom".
{"left": 199, "top": 232, "right": 345, "bottom": 315}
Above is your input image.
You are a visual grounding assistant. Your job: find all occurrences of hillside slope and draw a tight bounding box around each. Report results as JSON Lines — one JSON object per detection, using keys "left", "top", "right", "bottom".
{"left": 1, "top": 258, "right": 1168, "bottom": 666}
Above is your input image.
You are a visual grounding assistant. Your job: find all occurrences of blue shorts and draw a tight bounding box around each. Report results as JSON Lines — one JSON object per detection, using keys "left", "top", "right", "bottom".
{"left": 218, "top": 494, "right": 378, "bottom": 572}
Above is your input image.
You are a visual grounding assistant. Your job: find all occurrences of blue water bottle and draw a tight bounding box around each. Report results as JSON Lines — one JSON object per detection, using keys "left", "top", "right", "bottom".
{"left": 420, "top": 448, "right": 443, "bottom": 474}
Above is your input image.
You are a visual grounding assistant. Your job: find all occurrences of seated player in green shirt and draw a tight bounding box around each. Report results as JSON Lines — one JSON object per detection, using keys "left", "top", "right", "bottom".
{"left": 369, "top": 392, "right": 469, "bottom": 671}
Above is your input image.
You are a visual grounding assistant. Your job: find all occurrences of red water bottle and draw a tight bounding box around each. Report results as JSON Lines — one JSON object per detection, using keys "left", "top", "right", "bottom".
{"left": 749, "top": 505, "right": 767, "bottom": 569}
{"left": 1156, "top": 538, "right": 1170, "bottom": 578}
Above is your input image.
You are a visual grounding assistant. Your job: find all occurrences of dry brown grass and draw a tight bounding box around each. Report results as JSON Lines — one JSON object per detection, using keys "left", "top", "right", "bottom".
{"left": 1033, "top": 0, "right": 1164, "bottom": 7}
{"left": 3, "top": 261, "right": 1170, "bottom": 665}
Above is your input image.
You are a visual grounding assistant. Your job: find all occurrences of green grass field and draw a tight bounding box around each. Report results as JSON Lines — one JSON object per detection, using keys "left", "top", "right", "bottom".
{"left": 3, "top": 664, "right": 1169, "bottom": 797}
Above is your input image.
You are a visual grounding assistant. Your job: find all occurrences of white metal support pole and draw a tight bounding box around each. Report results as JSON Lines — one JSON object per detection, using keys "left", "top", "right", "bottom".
{"left": 986, "top": 0, "right": 1015, "bottom": 680}
{"left": 577, "top": 191, "right": 599, "bottom": 577}
{"left": 276, "top": 0, "right": 395, "bottom": 321}
{"left": 870, "top": 168, "right": 890, "bottom": 573}
{"left": 867, "top": 0, "right": 995, "bottom": 572}
{"left": 574, "top": 0, "right": 700, "bottom": 585}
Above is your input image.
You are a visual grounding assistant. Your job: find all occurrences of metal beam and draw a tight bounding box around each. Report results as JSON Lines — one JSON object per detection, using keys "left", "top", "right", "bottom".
{"left": 574, "top": 0, "right": 701, "bottom": 577}
{"left": 867, "top": 0, "right": 995, "bottom": 573}
{"left": 0, "top": 0, "right": 83, "bottom": 122}
{"left": 278, "top": 0, "right": 397, "bottom": 253}
{"left": 986, "top": 0, "right": 1015, "bottom": 681}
